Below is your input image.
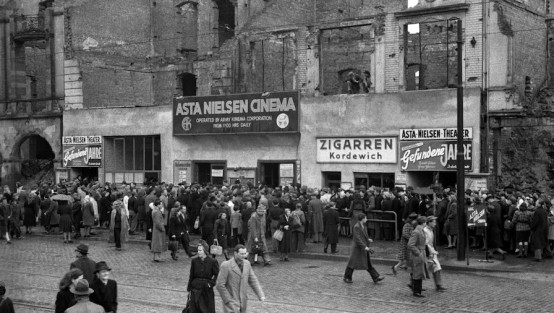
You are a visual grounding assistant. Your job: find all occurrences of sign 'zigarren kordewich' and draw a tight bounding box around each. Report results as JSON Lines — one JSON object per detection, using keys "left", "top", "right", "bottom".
{"left": 173, "top": 91, "right": 299, "bottom": 135}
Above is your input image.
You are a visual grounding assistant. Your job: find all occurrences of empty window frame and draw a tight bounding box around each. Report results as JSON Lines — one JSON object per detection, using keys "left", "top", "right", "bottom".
{"left": 404, "top": 19, "right": 459, "bottom": 91}
{"left": 320, "top": 24, "right": 374, "bottom": 95}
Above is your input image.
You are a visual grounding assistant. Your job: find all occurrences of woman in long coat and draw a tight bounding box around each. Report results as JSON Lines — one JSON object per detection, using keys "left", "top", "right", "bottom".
{"left": 81, "top": 196, "right": 95, "bottom": 238}
{"left": 246, "top": 205, "right": 270, "bottom": 265}
{"left": 151, "top": 200, "right": 166, "bottom": 262}
{"left": 187, "top": 240, "right": 219, "bottom": 313}
{"left": 48, "top": 198, "right": 60, "bottom": 233}
{"left": 23, "top": 193, "right": 38, "bottom": 234}
{"left": 530, "top": 201, "right": 549, "bottom": 261}
{"left": 277, "top": 208, "right": 293, "bottom": 260}
{"left": 214, "top": 212, "right": 230, "bottom": 260}
{"left": 445, "top": 195, "right": 458, "bottom": 248}
{"left": 486, "top": 204, "right": 506, "bottom": 259}
{"left": 57, "top": 200, "right": 73, "bottom": 243}
{"left": 322, "top": 203, "right": 340, "bottom": 254}
{"left": 392, "top": 213, "right": 417, "bottom": 275}
{"left": 8, "top": 194, "right": 22, "bottom": 239}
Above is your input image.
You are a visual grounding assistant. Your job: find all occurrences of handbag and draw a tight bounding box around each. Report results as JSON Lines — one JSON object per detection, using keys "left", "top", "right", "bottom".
{"left": 210, "top": 239, "right": 223, "bottom": 256}
{"left": 168, "top": 238, "right": 179, "bottom": 252}
{"left": 252, "top": 241, "right": 264, "bottom": 255}
{"left": 194, "top": 217, "right": 200, "bottom": 229}
{"left": 273, "top": 229, "right": 284, "bottom": 241}
{"left": 504, "top": 219, "right": 513, "bottom": 230}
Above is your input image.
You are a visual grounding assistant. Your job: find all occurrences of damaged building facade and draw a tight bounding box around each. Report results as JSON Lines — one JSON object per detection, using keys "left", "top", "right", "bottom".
{"left": 0, "top": 0, "right": 551, "bottom": 192}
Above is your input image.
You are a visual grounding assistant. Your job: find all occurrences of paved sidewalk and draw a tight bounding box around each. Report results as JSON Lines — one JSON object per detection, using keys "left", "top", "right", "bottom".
{"left": 31, "top": 227, "right": 554, "bottom": 273}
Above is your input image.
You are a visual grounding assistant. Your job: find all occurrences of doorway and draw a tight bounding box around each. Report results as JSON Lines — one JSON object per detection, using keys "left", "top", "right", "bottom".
{"left": 258, "top": 161, "right": 296, "bottom": 188}
{"left": 354, "top": 172, "right": 395, "bottom": 190}
{"left": 194, "top": 161, "right": 226, "bottom": 186}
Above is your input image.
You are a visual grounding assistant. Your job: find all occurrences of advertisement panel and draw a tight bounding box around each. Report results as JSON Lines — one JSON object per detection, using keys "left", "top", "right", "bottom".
{"left": 316, "top": 137, "right": 397, "bottom": 163}
{"left": 62, "top": 144, "right": 102, "bottom": 167}
{"left": 399, "top": 141, "right": 472, "bottom": 171}
{"left": 173, "top": 91, "right": 299, "bottom": 135}
{"left": 467, "top": 204, "right": 487, "bottom": 227}
{"left": 400, "top": 128, "right": 472, "bottom": 141}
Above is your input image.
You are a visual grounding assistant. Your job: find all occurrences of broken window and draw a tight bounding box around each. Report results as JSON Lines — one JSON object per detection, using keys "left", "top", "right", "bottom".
{"left": 178, "top": 73, "right": 197, "bottom": 96}
{"left": 320, "top": 25, "right": 374, "bottom": 95}
{"left": 404, "top": 19, "right": 459, "bottom": 91}
{"left": 241, "top": 35, "right": 296, "bottom": 93}
{"left": 215, "top": 0, "right": 235, "bottom": 47}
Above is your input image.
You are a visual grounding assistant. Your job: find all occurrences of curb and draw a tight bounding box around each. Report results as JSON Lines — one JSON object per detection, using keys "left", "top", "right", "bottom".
{"left": 31, "top": 232, "right": 521, "bottom": 273}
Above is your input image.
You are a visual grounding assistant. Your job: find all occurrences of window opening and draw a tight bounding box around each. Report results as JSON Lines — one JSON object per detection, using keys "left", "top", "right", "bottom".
{"left": 179, "top": 73, "right": 197, "bottom": 96}
{"left": 216, "top": 0, "right": 235, "bottom": 47}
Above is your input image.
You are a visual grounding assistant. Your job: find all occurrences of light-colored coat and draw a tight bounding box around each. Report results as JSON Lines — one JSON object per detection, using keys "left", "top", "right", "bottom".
{"left": 216, "top": 258, "right": 265, "bottom": 313}
{"left": 151, "top": 205, "right": 166, "bottom": 253}
{"left": 109, "top": 199, "right": 130, "bottom": 245}
{"left": 408, "top": 224, "right": 428, "bottom": 280}
{"left": 64, "top": 298, "right": 104, "bottom": 313}
{"left": 423, "top": 225, "right": 441, "bottom": 273}
{"left": 246, "top": 213, "right": 267, "bottom": 253}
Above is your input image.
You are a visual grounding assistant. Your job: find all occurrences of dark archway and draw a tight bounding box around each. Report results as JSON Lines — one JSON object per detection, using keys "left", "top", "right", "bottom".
{"left": 17, "top": 134, "right": 55, "bottom": 179}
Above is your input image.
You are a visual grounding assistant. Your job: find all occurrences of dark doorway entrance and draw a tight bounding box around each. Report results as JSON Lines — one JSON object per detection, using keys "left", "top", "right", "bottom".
{"left": 261, "top": 163, "right": 279, "bottom": 187}
{"left": 195, "top": 162, "right": 226, "bottom": 186}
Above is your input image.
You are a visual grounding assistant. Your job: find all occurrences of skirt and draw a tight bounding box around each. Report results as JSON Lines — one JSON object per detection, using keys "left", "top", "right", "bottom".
{"left": 59, "top": 214, "right": 73, "bottom": 232}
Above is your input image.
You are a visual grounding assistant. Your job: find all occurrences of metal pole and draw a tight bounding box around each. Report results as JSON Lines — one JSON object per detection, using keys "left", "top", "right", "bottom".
{"left": 456, "top": 19, "right": 466, "bottom": 261}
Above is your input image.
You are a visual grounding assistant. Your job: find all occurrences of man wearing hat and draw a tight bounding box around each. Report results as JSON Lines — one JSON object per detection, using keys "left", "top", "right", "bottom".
{"left": 90, "top": 261, "right": 118, "bottom": 313}
{"left": 0, "top": 280, "right": 15, "bottom": 313}
{"left": 65, "top": 279, "right": 104, "bottom": 313}
{"left": 70, "top": 244, "right": 97, "bottom": 283}
{"left": 407, "top": 216, "right": 428, "bottom": 297}
{"left": 423, "top": 216, "right": 447, "bottom": 292}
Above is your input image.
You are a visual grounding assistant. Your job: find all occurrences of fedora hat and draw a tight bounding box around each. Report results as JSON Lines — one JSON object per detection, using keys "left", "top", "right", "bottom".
{"left": 94, "top": 261, "right": 111, "bottom": 274}
{"left": 75, "top": 243, "right": 89, "bottom": 255}
{"left": 70, "top": 279, "right": 94, "bottom": 295}
{"left": 408, "top": 212, "right": 418, "bottom": 220}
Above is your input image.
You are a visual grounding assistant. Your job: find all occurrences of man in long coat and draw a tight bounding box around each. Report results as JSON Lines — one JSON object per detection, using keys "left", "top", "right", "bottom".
{"left": 323, "top": 203, "right": 340, "bottom": 254}
{"left": 530, "top": 200, "right": 549, "bottom": 261}
{"left": 308, "top": 194, "right": 324, "bottom": 243}
{"left": 343, "top": 213, "right": 384, "bottom": 284}
{"left": 70, "top": 244, "right": 96, "bottom": 283}
{"left": 150, "top": 200, "right": 166, "bottom": 262}
{"left": 216, "top": 244, "right": 265, "bottom": 313}
{"left": 407, "top": 216, "right": 428, "bottom": 297}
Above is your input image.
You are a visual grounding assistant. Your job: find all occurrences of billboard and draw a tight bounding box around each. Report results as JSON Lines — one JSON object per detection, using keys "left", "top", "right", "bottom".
{"left": 399, "top": 140, "right": 472, "bottom": 171}
{"left": 62, "top": 136, "right": 102, "bottom": 168}
{"left": 173, "top": 91, "right": 299, "bottom": 135}
{"left": 317, "top": 137, "right": 397, "bottom": 163}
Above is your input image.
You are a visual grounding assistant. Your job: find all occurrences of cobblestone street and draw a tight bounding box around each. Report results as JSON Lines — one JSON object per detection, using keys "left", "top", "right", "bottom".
{"left": 1, "top": 235, "right": 554, "bottom": 313}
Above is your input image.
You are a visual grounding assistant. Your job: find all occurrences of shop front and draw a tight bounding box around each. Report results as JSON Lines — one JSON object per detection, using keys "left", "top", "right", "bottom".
{"left": 172, "top": 91, "right": 300, "bottom": 187}
{"left": 62, "top": 136, "right": 102, "bottom": 182}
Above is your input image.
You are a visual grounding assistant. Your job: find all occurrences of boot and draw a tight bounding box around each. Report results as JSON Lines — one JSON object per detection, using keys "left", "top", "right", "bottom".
{"left": 516, "top": 243, "right": 523, "bottom": 258}
{"left": 523, "top": 244, "right": 529, "bottom": 258}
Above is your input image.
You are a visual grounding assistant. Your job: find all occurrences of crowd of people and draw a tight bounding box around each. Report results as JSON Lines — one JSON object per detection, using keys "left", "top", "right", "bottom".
{"left": 2, "top": 177, "right": 554, "bottom": 308}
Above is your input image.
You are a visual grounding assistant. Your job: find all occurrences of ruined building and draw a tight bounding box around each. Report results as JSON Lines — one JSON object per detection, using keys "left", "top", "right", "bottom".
{"left": 0, "top": 0, "right": 551, "bottom": 193}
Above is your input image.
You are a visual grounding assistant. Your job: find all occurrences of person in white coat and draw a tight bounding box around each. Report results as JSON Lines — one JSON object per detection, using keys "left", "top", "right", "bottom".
{"left": 423, "top": 216, "right": 447, "bottom": 292}
{"left": 216, "top": 244, "right": 265, "bottom": 312}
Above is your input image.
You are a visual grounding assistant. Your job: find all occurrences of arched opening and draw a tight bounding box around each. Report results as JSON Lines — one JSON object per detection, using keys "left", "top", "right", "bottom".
{"left": 18, "top": 134, "right": 55, "bottom": 180}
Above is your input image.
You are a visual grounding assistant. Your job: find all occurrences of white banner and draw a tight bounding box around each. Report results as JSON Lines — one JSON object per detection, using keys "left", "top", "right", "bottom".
{"left": 316, "top": 137, "right": 397, "bottom": 163}
{"left": 400, "top": 128, "right": 472, "bottom": 140}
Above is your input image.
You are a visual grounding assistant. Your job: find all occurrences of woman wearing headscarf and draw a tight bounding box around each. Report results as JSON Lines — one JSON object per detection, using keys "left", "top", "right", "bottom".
{"left": 110, "top": 193, "right": 129, "bottom": 251}
{"left": 187, "top": 240, "right": 219, "bottom": 313}
{"left": 55, "top": 268, "right": 83, "bottom": 313}
{"left": 214, "top": 212, "right": 230, "bottom": 260}
{"left": 278, "top": 207, "right": 293, "bottom": 261}
{"left": 82, "top": 195, "right": 95, "bottom": 238}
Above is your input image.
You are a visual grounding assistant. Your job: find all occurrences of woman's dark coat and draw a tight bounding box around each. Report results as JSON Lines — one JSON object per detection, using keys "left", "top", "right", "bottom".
{"left": 55, "top": 288, "right": 76, "bottom": 313}
{"left": 277, "top": 214, "right": 292, "bottom": 253}
{"left": 323, "top": 208, "right": 340, "bottom": 244}
{"left": 530, "top": 205, "right": 549, "bottom": 250}
{"left": 187, "top": 256, "right": 219, "bottom": 313}
{"left": 486, "top": 208, "right": 503, "bottom": 249}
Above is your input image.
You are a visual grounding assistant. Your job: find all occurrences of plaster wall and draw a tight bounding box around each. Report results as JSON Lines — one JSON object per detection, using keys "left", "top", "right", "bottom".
{"left": 299, "top": 87, "right": 482, "bottom": 187}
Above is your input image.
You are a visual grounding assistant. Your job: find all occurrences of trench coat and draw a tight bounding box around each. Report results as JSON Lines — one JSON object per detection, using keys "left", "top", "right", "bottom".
{"left": 323, "top": 208, "right": 340, "bottom": 245}
{"left": 151, "top": 206, "right": 166, "bottom": 253}
{"left": 445, "top": 201, "right": 458, "bottom": 236}
{"left": 277, "top": 214, "right": 292, "bottom": 253}
{"left": 308, "top": 198, "right": 324, "bottom": 234}
{"left": 246, "top": 213, "right": 267, "bottom": 254}
{"left": 346, "top": 221, "right": 372, "bottom": 270}
{"left": 486, "top": 210, "right": 503, "bottom": 249}
{"left": 407, "top": 225, "right": 428, "bottom": 280}
{"left": 530, "top": 206, "right": 549, "bottom": 250}
{"left": 109, "top": 200, "right": 130, "bottom": 245}
{"left": 216, "top": 258, "right": 265, "bottom": 313}
{"left": 82, "top": 201, "right": 95, "bottom": 227}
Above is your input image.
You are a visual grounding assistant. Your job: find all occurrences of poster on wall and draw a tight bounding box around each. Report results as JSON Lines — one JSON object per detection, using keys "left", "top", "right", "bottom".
{"left": 316, "top": 137, "right": 398, "bottom": 163}
{"left": 62, "top": 136, "right": 102, "bottom": 168}
{"left": 173, "top": 160, "right": 191, "bottom": 185}
{"left": 465, "top": 177, "right": 488, "bottom": 191}
{"left": 173, "top": 91, "right": 299, "bottom": 135}
{"left": 399, "top": 141, "right": 472, "bottom": 171}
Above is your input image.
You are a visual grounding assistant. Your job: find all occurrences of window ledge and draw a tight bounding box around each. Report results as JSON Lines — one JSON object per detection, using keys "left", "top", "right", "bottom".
{"left": 395, "top": 3, "right": 470, "bottom": 18}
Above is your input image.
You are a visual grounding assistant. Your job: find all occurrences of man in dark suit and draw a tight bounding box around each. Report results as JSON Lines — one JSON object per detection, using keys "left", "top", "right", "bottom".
{"left": 90, "top": 261, "right": 118, "bottom": 313}
{"left": 70, "top": 244, "right": 96, "bottom": 283}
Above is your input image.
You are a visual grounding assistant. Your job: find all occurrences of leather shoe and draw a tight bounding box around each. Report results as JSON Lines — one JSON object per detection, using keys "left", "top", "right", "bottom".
{"left": 413, "top": 293, "right": 425, "bottom": 298}
{"left": 373, "top": 276, "right": 384, "bottom": 284}
{"left": 436, "top": 286, "right": 447, "bottom": 292}
{"left": 343, "top": 278, "right": 353, "bottom": 284}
